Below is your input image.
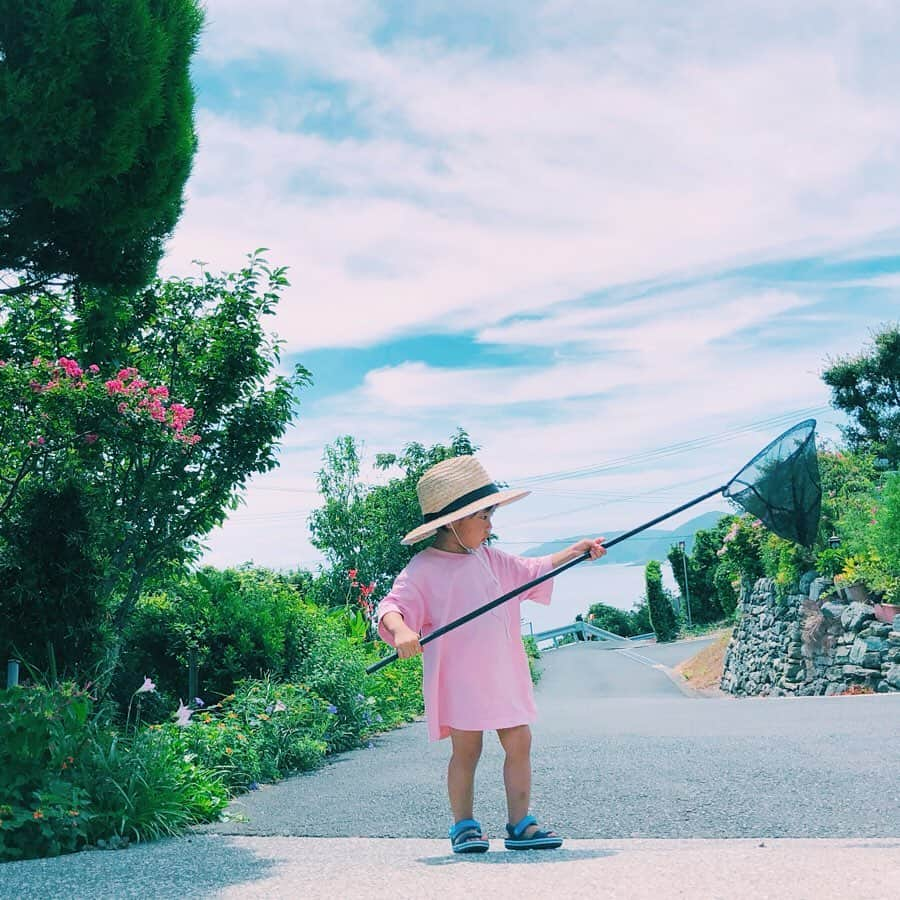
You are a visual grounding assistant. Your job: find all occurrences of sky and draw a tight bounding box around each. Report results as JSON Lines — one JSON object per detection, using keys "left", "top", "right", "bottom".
{"left": 162, "top": 0, "right": 900, "bottom": 574}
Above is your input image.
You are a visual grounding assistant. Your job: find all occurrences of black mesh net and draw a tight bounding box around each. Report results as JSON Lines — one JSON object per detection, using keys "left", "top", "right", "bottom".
{"left": 723, "top": 419, "right": 821, "bottom": 548}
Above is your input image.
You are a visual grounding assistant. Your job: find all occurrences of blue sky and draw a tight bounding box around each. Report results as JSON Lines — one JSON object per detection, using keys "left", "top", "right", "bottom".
{"left": 161, "top": 1, "right": 900, "bottom": 571}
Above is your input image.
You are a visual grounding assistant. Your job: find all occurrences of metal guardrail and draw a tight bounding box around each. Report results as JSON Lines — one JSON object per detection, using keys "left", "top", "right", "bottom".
{"left": 531, "top": 621, "right": 635, "bottom": 649}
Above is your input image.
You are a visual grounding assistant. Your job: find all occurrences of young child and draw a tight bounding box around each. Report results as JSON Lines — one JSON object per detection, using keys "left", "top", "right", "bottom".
{"left": 376, "top": 454, "right": 606, "bottom": 854}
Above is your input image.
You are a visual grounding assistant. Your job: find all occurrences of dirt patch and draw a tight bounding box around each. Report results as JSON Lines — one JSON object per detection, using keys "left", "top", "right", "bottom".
{"left": 674, "top": 629, "right": 732, "bottom": 696}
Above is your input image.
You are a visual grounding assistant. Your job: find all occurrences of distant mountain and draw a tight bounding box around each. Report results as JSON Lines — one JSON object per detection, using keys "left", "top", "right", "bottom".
{"left": 518, "top": 510, "right": 726, "bottom": 565}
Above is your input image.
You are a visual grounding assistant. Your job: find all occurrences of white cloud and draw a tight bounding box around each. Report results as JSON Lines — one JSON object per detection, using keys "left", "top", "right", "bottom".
{"left": 168, "top": 23, "right": 900, "bottom": 351}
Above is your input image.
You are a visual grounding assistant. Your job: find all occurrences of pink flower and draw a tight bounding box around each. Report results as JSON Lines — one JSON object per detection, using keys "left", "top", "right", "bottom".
{"left": 168, "top": 404, "right": 195, "bottom": 431}
{"left": 137, "top": 676, "right": 157, "bottom": 694}
{"left": 117, "top": 367, "right": 138, "bottom": 381}
{"left": 32, "top": 357, "right": 42, "bottom": 367}
{"left": 36, "top": 436, "right": 45, "bottom": 445}
{"left": 56, "top": 357, "right": 83, "bottom": 378}
{"left": 83, "top": 433, "right": 99, "bottom": 445}
{"left": 0, "top": 360, "right": 6, "bottom": 367}
{"left": 105, "top": 378, "right": 124, "bottom": 395}
{"left": 88, "top": 364, "right": 100, "bottom": 374}
{"left": 117, "top": 402, "right": 128, "bottom": 414}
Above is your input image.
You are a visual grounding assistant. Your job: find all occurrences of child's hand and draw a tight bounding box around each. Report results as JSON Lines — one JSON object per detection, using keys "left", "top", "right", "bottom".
{"left": 393, "top": 624, "right": 424, "bottom": 659}
{"left": 581, "top": 537, "right": 607, "bottom": 560}
{"left": 551, "top": 537, "right": 607, "bottom": 567}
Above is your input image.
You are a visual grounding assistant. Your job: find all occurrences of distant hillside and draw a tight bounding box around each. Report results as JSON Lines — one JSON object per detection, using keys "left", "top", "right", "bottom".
{"left": 518, "top": 510, "right": 726, "bottom": 565}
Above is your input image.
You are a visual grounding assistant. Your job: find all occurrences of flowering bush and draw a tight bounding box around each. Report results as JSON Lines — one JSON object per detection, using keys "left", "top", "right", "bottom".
{"left": 713, "top": 515, "right": 766, "bottom": 609}
{"left": 1, "top": 257, "right": 312, "bottom": 685}
{"left": 0, "top": 355, "right": 200, "bottom": 513}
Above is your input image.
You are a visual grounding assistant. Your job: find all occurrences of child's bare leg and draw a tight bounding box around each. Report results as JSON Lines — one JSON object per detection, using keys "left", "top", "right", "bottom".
{"left": 497, "top": 724, "right": 534, "bottom": 831}
{"left": 448, "top": 728, "right": 483, "bottom": 823}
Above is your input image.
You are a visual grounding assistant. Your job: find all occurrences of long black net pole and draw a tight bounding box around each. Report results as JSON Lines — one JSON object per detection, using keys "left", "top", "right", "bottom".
{"left": 366, "top": 483, "right": 727, "bottom": 675}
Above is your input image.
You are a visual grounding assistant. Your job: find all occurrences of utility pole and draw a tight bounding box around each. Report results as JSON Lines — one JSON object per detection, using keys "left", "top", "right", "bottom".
{"left": 678, "top": 540, "right": 693, "bottom": 627}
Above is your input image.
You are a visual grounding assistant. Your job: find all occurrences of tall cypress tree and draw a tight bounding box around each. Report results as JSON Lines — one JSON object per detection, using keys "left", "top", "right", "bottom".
{"left": 646, "top": 559, "right": 678, "bottom": 642}
{"left": 0, "top": 0, "right": 203, "bottom": 294}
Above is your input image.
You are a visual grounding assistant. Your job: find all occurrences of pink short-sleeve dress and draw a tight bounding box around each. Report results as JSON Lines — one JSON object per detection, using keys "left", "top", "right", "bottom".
{"left": 376, "top": 545, "right": 555, "bottom": 741}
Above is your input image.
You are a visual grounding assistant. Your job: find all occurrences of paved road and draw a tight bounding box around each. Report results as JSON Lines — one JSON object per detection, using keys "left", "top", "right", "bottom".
{"left": 3, "top": 638, "right": 898, "bottom": 899}
{"left": 186, "top": 638, "right": 899, "bottom": 841}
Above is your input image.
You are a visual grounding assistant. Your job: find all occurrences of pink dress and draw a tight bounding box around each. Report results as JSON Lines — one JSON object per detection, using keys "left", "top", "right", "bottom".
{"left": 376, "top": 545, "right": 555, "bottom": 741}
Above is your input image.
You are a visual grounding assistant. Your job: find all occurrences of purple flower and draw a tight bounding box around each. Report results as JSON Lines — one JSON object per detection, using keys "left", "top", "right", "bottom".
{"left": 248, "top": 781, "right": 260, "bottom": 791}
{"left": 327, "top": 704, "right": 338, "bottom": 714}
{"left": 273, "top": 700, "right": 286, "bottom": 713}
{"left": 137, "top": 676, "right": 156, "bottom": 694}
{"left": 194, "top": 697, "right": 204, "bottom": 707}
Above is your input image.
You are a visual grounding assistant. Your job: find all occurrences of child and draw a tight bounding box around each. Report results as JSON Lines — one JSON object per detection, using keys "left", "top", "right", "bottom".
{"left": 377, "top": 455, "right": 606, "bottom": 854}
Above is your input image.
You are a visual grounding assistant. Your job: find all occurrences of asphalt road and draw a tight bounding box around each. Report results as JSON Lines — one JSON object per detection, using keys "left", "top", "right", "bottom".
{"left": 3, "top": 638, "right": 898, "bottom": 899}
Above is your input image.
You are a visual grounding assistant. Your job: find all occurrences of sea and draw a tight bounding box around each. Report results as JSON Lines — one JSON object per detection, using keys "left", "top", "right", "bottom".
{"left": 517, "top": 561, "right": 680, "bottom": 634}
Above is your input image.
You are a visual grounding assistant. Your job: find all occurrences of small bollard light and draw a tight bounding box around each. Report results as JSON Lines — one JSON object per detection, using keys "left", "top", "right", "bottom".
{"left": 828, "top": 534, "right": 841, "bottom": 549}
{"left": 7, "top": 659, "right": 20, "bottom": 688}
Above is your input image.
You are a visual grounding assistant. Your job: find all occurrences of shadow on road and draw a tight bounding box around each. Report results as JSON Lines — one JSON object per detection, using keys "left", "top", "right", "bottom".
{"left": 419, "top": 847, "right": 618, "bottom": 866}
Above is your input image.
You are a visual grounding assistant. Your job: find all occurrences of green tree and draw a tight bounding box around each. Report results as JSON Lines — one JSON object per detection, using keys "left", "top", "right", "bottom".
{"left": 0, "top": 256, "right": 311, "bottom": 680}
{"left": 308, "top": 429, "right": 477, "bottom": 606}
{"left": 668, "top": 519, "right": 733, "bottom": 624}
{"left": 822, "top": 323, "right": 900, "bottom": 467}
{"left": 0, "top": 0, "right": 203, "bottom": 295}
{"left": 645, "top": 560, "right": 677, "bottom": 642}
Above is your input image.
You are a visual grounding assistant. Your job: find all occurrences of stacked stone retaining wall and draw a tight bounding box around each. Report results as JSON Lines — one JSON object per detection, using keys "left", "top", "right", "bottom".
{"left": 721, "top": 574, "right": 900, "bottom": 696}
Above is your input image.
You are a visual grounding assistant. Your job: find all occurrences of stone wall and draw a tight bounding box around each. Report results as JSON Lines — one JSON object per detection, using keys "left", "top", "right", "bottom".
{"left": 721, "top": 574, "right": 900, "bottom": 696}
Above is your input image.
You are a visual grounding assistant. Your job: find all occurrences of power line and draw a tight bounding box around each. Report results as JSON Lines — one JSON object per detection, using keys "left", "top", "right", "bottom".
{"left": 514, "top": 406, "right": 827, "bottom": 486}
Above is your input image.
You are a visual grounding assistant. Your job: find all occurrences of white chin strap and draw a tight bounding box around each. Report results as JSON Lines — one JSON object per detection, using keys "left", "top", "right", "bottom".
{"left": 449, "top": 521, "right": 476, "bottom": 553}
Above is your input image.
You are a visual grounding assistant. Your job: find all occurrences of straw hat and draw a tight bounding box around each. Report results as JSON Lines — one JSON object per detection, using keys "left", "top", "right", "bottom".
{"left": 401, "top": 455, "right": 530, "bottom": 545}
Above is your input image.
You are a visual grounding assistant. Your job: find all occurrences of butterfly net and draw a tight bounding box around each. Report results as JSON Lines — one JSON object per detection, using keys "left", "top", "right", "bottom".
{"left": 723, "top": 419, "right": 821, "bottom": 548}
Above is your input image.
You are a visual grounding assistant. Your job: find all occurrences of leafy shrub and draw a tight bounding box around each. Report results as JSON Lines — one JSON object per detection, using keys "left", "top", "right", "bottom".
{"left": 759, "top": 533, "right": 809, "bottom": 596}
{"left": 522, "top": 636, "right": 541, "bottom": 684}
{"left": 586, "top": 600, "right": 652, "bottom": 637}
{"left": 363, "top": 652, "right": 424, "bottom": 726}
{"left": 71, "top": 725, "right": 228, "bottom": 843}
{"left": 0, "top": 683, "right": 95, "bottom": 860}
{"left": 119, "top": 566, "right": 324, "bottom": 714}
{"left": 177, "top": 677, "right": 331, "bottom": 791}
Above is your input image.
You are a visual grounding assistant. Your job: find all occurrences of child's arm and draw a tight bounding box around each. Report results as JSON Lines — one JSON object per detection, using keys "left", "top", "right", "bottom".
{"left": 551, "top": 537, "right": 606, "bottom": 567}
{"left": 379, "top": 611, "right": 423, "bottom": 659}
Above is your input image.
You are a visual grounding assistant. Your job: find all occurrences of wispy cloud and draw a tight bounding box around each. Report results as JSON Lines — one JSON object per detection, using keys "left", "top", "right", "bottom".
{"left": 183, "top": 3, "right": 900, "bottom": 574}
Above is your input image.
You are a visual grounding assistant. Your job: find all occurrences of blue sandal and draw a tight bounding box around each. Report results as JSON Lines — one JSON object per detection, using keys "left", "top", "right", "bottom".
{"left": 504, "top": 814, "right": 563, "bottom": 850}
{"left": 449, "top": 819, "right": 490, "bottom": 854}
